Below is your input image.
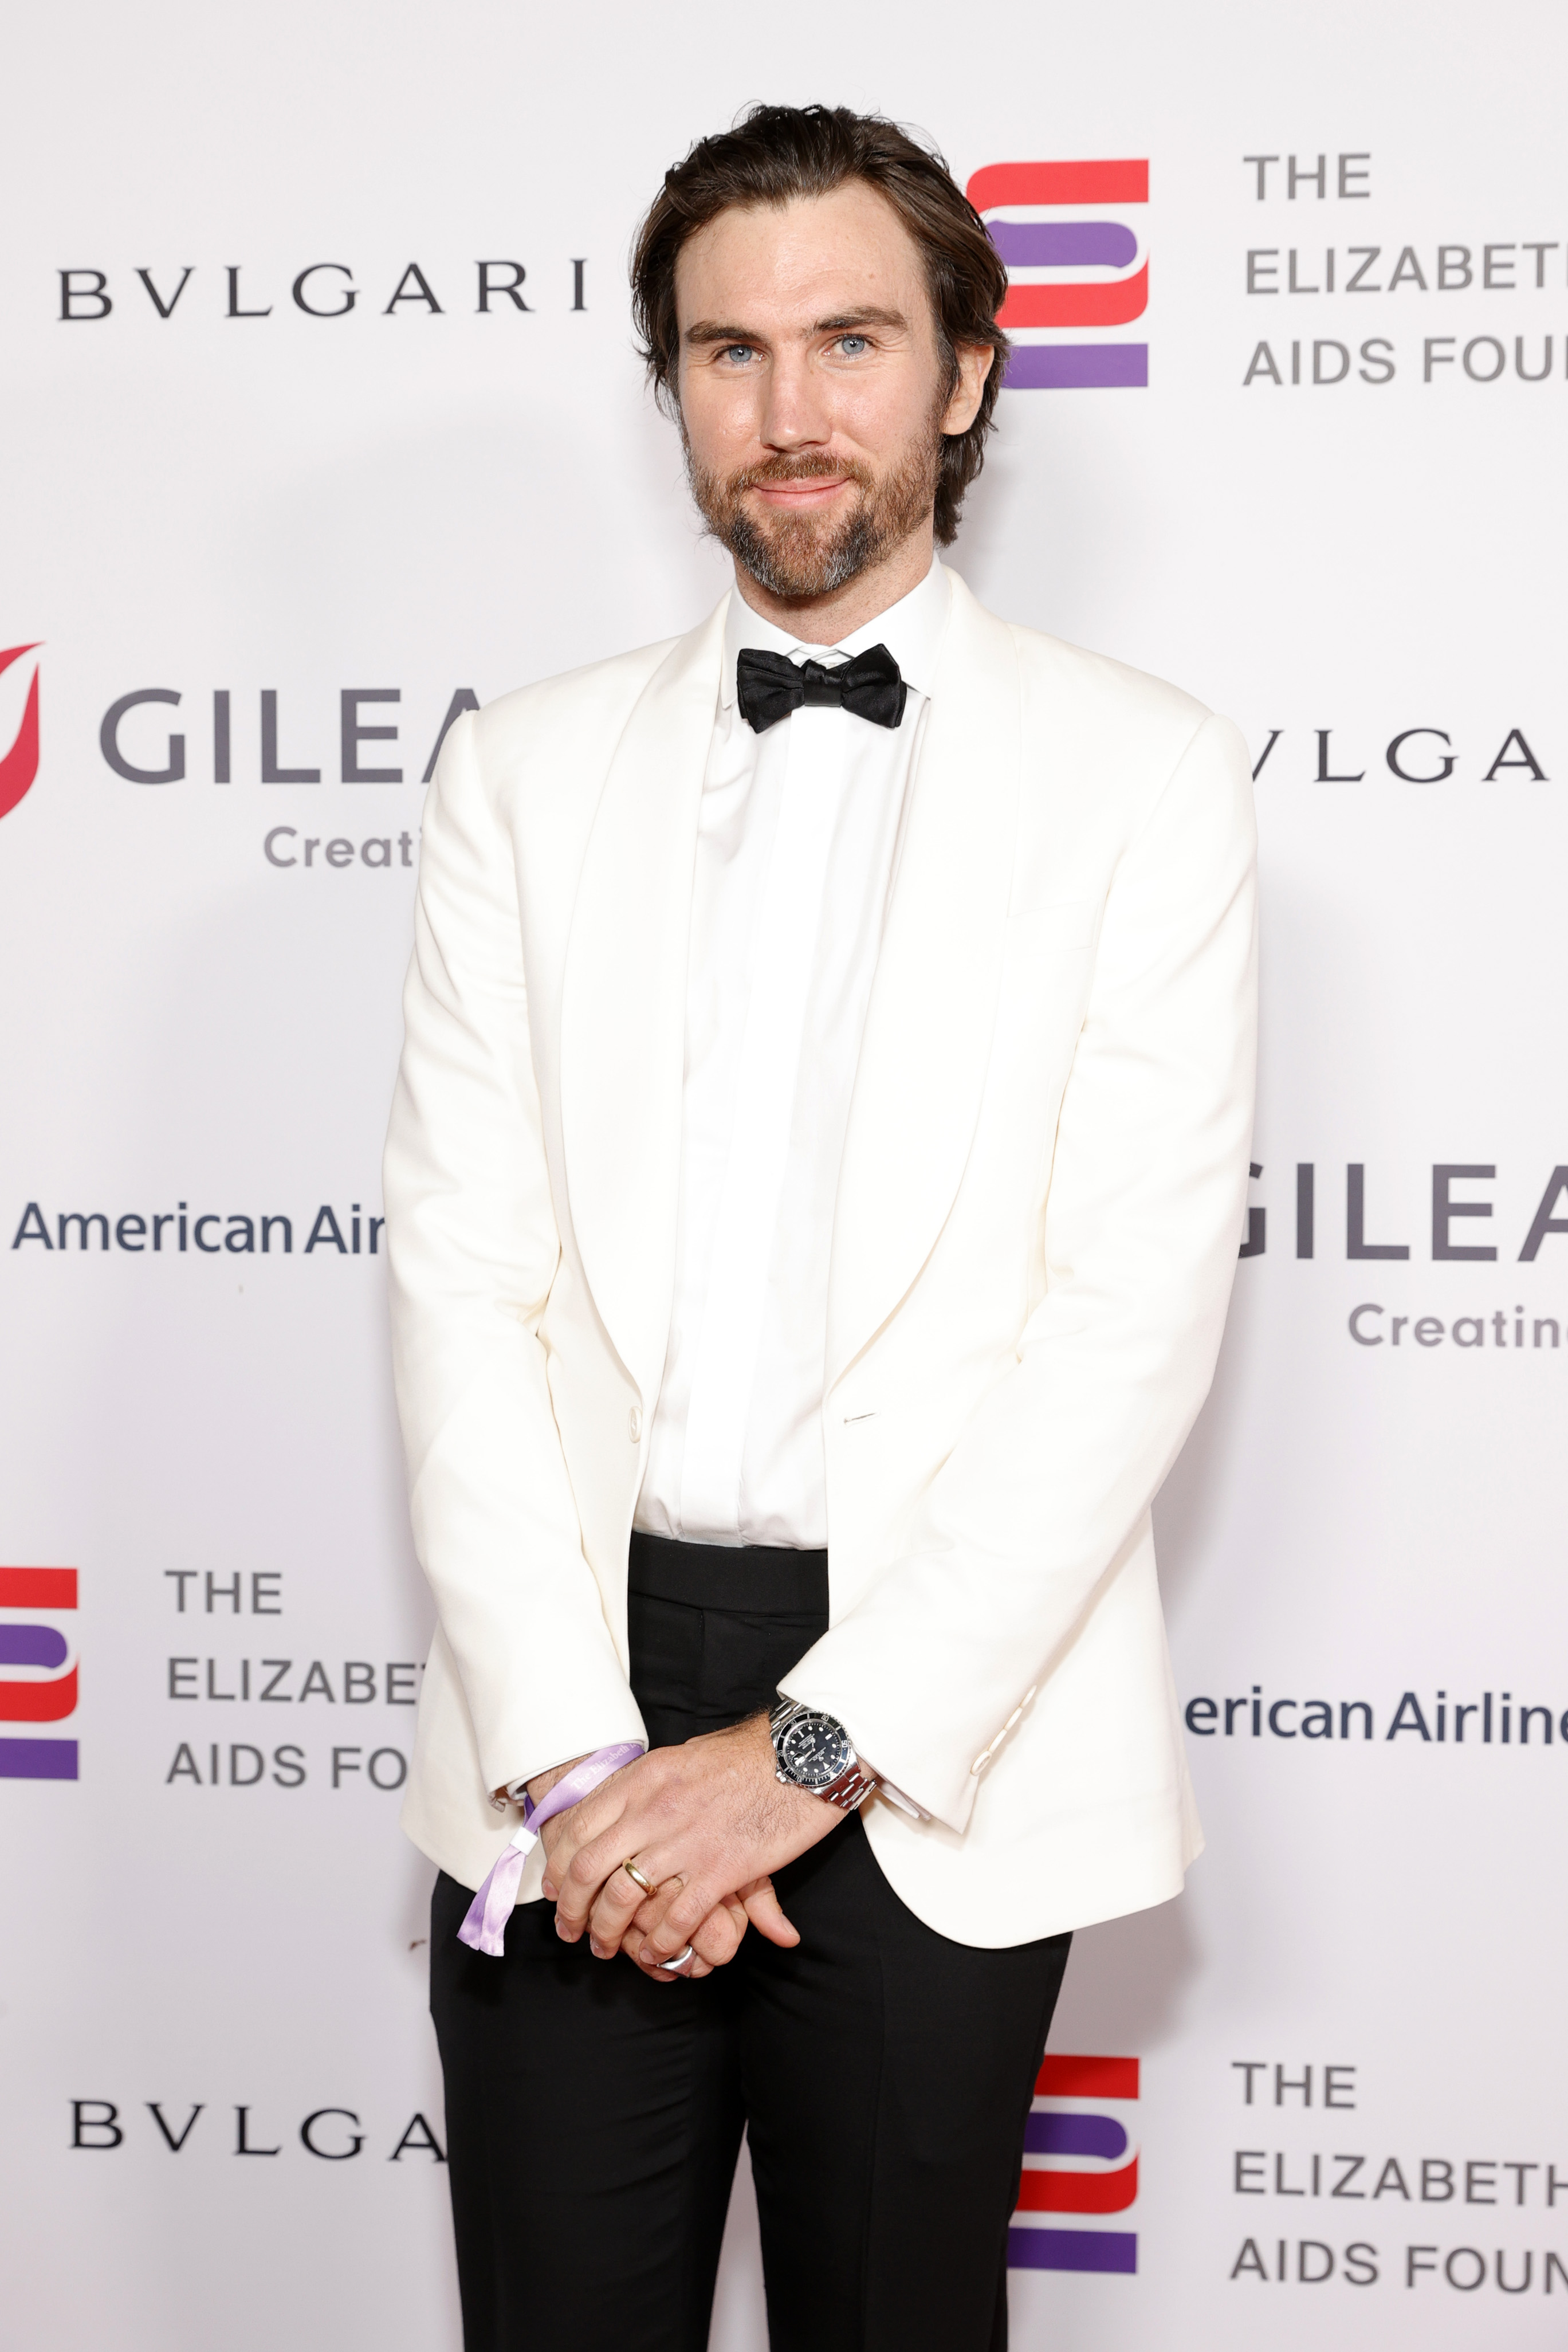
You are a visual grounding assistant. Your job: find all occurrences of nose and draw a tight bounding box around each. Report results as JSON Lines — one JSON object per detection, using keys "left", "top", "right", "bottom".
{"left": 757, "top": 346, "right": 834, "bottom": 454}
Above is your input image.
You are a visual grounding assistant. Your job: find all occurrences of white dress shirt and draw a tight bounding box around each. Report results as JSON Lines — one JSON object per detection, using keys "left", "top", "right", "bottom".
{"left": 636, "top": 557, "right": 953, "bottom": 1551}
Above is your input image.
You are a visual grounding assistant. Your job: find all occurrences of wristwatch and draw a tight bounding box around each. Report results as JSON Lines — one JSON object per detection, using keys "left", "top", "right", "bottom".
{"left": 769, "top": 1697, "right": 879, "bottom": 1812}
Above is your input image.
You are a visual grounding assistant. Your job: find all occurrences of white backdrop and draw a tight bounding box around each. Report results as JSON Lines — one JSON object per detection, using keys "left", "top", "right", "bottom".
{"left": 3, "top": 3, "right": 1567, "bottom": 2345}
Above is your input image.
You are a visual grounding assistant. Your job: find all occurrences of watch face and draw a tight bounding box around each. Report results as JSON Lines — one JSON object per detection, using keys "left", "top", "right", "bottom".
{"left": 777, "top": 1710, "right": 852, "bottom": 1790}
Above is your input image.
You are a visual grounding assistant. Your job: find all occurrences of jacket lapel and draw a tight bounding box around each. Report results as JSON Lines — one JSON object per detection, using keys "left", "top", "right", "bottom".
{"left": 826, "top": 574, "right": 1020, "bottom": 1390}
{"left": 559, "top": 598, "right": 728, "bottom": 1405}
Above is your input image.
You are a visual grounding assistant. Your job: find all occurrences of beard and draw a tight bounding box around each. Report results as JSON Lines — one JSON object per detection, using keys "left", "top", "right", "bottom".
{"left": 686, "top": 415, "right": 943, "bottom": 601}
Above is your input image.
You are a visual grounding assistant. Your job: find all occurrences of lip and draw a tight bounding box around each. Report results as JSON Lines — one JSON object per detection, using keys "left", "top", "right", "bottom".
{"left": 750, "top": 476, "right": 852, "bottom": 511}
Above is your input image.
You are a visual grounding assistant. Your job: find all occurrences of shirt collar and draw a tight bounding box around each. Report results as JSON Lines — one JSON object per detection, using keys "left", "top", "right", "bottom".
{"left": 720, "top": 557, "right": 952, "bottom": 712}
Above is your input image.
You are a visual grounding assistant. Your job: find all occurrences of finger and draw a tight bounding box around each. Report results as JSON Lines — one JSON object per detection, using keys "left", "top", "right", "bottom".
{"left": 640, "top": 1942, "right": 708, "bottom": 1980}
{"left": 639, "top": 1876, "right": 725, "bottom": 1968}
{"left": 718, "top": 1892, "right": 749, "bottom": 1950}
{"left": 540, "top": 1770, "right": 645, "bottom": 1908}
{"left": 539, "top": 1815, "right": 624, "bottom": 1910}
{"left": 585, "top": 1864, "right": 665, "bottom": 1957}
{"left": 618, "top": 1923, "right": 710, "bottom": 1980}
{"left": 690, "top": 1902, "right": 743, "bottom": 1968}
{"left": 536, "top": 1813, "right": 575, "bottom": 1902}
{"left": 616, "top": 1918, "right": 702, "bottom": 1979}
{"left": 607, "top": 1873, "right": 688, "bottom": 1953}
{"left": 545, "top": 1759, "right": 663, "bottom": 1900}
{"left": 739, "top": 1875, "right": 800, "bottom": 1950}
{"left": 553, "top": 1831, "right": 654, "bottom": 1937}
{"left": 554, "top": 1816, "right": 684, "bottom": 1933}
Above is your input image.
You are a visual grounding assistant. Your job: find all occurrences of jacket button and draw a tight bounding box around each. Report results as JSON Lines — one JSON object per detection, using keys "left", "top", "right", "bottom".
{"left": 628, "top": 1405, "right": 642, "bottom": 1443}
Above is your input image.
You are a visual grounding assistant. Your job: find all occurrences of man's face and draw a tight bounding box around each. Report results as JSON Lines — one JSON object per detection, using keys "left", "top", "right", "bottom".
{"left": 674, "top": 182, "right": 988, "bottom": 600}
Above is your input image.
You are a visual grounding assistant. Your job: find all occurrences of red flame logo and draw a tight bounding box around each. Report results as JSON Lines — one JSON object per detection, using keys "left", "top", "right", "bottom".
{"left": 0, "top": 644, "right": 42, "bottom": 820}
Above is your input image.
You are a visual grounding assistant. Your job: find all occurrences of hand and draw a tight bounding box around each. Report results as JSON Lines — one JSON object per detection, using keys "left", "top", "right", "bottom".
{"left": 524, "top": 1756, "right": 590, "bottom": 1809}
{"left": 618, "top": 1887, "right": 749, "bottom": 1981}
{"left": 524, "top": 1757, "right": 587, "bottom": 1908}
{"left": 541, "top": 1713, "right": 842, "bottom": 1973}
{"left": 526, "top": 1756, "right": 750, "bottom": 1982}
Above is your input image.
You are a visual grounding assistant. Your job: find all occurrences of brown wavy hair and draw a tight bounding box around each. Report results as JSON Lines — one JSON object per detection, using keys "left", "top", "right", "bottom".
{"left": 631, "top": 104, "right": 1010, "bottom": 546}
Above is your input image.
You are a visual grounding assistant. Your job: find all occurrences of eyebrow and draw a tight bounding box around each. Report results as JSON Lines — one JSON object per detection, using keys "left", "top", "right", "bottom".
{"left": 682, "top": 305, "right": 911, "bottom": 347}
{"left": 813, "top": 308, "right": 909, "bottom": 333}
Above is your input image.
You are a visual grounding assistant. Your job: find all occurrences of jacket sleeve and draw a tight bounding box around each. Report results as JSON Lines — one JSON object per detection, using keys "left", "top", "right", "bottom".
{"left": 779, "top": 710, "right": 1258, "bottom": 1832}
{"left": 383, "top": 712, "right": 645, "bottom": 1797}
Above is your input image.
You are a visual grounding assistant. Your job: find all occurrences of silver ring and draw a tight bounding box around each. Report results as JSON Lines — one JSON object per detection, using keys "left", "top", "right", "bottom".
{"left": 660, "top": 1945, "right": 695, "bottom": 1973}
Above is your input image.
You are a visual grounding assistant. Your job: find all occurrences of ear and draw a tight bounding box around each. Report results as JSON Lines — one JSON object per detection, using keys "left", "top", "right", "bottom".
{"left": 941, "top": 343, "right": 995, "bottom": 437}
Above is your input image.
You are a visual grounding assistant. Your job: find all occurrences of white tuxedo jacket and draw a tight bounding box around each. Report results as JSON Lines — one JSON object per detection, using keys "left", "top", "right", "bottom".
{"left": 385, "top": 571, "right": 1256, "bottom": 1947}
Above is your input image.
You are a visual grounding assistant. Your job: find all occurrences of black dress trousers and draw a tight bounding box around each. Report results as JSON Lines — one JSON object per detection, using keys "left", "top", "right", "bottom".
{"left": 430, "top": 1535, "right": 1071, "bottom": 2352}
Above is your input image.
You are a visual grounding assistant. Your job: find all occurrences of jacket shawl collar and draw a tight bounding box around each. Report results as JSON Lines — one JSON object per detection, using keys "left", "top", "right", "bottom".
{"left": 826, "top": 572, "right": 1020, "bottom": 1389}
{"left": 559, "top": 598, "right": 727, "bottom": 1408}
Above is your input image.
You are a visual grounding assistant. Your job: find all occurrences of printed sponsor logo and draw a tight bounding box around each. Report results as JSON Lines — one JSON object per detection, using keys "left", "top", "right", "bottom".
{"left": 1188, "top": 1687, "right": 1568, "bottom": 1749}
{"left": 1226, "top": 2060, "right": 1567, "bottom": 2296}
{"left": 1241, "top": 1158, "right": 1568, "bottom": 1359}
{"left": 967, "top": 162, "right": 1149, "bottom": 390}
{"left": 0, "top": 644, "right": 42, "bottom": 820}
{"left": 57, "top": 259, "right": 588, "bottom": 322}
{"left": 1237, "top": 150, "right": 1568, "bottom": 390}
{"left": 10, "top": 1200, "right": 383, "bottom": 1256}
{"left": 1249, "top": 723, "right": 1547, "bottom": 788}
{"left": 0, "top": 1566, "right": 78, "bottom": 1779}
{"left": 1010, "top": 2052, "right": 1139, "bottom": 2273}
{"left": 98, "top": 681, "right": 474, "bottom": 788}
{"left": 155, "top": 1569, "right": 416, "bottom": 1789}
{"left": 68, "top": 2098, "right": 446, "bottom": 2162}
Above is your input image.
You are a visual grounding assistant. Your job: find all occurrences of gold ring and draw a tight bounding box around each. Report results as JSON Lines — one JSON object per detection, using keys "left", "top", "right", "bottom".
{"left": 620, "top": 1859, "right": 659, "bottom": 1897}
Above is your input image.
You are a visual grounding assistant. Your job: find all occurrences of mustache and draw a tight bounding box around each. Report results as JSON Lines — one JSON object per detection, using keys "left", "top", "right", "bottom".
{"left": 722, "top": 451, "right": 874, "bottom": 497}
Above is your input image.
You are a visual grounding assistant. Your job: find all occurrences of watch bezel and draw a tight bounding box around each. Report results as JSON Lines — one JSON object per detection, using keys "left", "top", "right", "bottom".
{"left": 771, "top": 1701, "right": 855, "bottom": 1792}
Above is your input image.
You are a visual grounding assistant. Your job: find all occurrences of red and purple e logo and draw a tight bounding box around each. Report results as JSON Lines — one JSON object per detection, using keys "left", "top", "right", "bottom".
{"left": 0, "top": 1566, "right": 79, "bottom": 1778}
{"left": 0, "top": 644, "right": 42, "bottom": 821}
{"left": 967, "top": 163, "right": 1149, "bottom": 390}
{"left": 1009, "top": 2052, "right": 1139, "bottom": 2274}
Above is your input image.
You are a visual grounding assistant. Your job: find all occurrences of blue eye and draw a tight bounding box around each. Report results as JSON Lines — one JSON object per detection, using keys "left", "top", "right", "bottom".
{"left": 839, "top": 335, "right": 869, "bottom": 356}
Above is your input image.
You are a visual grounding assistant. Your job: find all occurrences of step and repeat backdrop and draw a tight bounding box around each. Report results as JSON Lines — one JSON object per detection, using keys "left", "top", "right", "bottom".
{"left": 3, "top": 2, "right": 1565, "bottom": 2346}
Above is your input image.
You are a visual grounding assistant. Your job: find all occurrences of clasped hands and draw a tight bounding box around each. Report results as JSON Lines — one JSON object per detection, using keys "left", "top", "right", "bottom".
{"left": 532, "top": 1714, "right": 842, "bottom": 1981}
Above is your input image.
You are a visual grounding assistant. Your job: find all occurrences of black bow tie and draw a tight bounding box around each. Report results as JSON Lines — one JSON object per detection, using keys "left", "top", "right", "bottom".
{"left": 736, "top": 643, "right": 907, "bottom": 735}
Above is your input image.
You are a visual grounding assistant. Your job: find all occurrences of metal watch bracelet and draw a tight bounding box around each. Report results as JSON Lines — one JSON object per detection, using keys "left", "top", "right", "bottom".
{"left": 769, "top": 1698, "right": 880, "bottom": 1812}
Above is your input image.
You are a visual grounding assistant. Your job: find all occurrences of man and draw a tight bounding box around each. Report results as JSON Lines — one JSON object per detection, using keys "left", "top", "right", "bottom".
{"left": 385, "top": 103, "right": 1255, "bottom": 2352}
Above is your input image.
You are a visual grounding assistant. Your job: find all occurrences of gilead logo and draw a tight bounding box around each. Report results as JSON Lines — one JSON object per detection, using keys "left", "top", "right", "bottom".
{"left": 1010, "top": 2052, "right": 1139, "bottom": 2274}
{"left": 968, "top": 162, "right": 1149, "bottom": 389}
{"left": 0, "top": 1566, "right": 79, "bottom": 1778}
{"left": 0, "top": 644, "right": 42, "bottom": 820}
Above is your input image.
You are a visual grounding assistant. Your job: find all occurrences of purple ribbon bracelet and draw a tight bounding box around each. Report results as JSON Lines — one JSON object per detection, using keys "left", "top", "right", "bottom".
{"left": 457, "top": 1741, "right": 646, "bottom": 1957}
